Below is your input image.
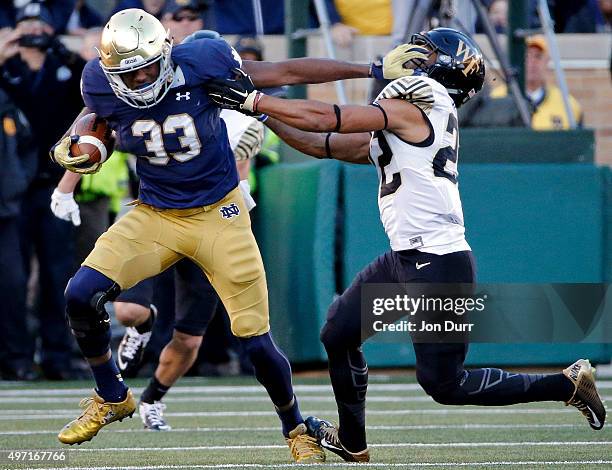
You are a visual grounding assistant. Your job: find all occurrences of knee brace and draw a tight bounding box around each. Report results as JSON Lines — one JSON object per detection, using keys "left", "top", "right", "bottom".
{"left": 65, "top": 267, "right": 120, "bottom": 338}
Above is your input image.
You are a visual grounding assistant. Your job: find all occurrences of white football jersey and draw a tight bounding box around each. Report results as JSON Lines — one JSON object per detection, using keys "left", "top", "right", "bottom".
{"left": 220, "top": 109, "right": 264, "bottom": 161}
{"left": 370, "top": 75, "right": 470, "bottom": 255}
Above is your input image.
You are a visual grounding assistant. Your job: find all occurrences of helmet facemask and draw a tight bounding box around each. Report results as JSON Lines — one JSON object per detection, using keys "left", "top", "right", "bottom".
{"left": 98, "top": 9, "right": 175, "bottom": 109}
{"left": 409, "top": 29, "right": 485, "bottom": 107}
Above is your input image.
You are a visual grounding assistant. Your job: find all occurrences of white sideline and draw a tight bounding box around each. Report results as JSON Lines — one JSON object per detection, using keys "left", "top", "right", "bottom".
{"left": 1, "top": 381, "right": 611, "bottom": 396}
{"left": 1, "top": 394, "right": 610, "bottom": 404}
{"left": 0, "top": 408, "right": 576, "bottom": 420}
{"left": 36, "top": 441, "right": 609, "bottom": 452}
{"left": 27, "top": 462, "right": 612, "bottom": 470}
{"left": 0, "top": 395, "right": 433, "bottom": 404}
{"left": 0, "top": 423, "right": 583, "bottom": 436}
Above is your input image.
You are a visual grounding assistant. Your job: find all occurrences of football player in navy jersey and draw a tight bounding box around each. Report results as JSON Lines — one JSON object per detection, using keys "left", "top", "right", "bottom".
{"left": 48, "top": 8, "right": 421, "bottom": 462}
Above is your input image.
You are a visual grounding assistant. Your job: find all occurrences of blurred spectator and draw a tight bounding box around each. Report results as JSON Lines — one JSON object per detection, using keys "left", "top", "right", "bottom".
{"left": 211, "top": 0, "right": 284, "bottom": 34}
{"left": 458, "top": 77, "right": 524, "bottom": 127}
{"left": 161, "top": 0, "right": 206, "bottom": 43}
{"left": 488, "top": 0, "right": 508, "bottom": 33}
{"left": 549, "top": 0, "right": 605, "bottom": 33}
{"left": 79, "top": 25, "right": 101, "bottom": 60}
{"left": 393, "top": 1, "right": 479, "bottom": 45}
{"left": 65, "top": 0, "right": 103, "bottom": 36}
{"left": 464, "top": 35, "right": 583, "bottom": 129}
{"left": 0, "top": 3, "right": 85, "bottom": 379}
{"left": 0, "top": 89, "right": 38, "bottom": 381}
{"left": 325, "top": 0, "right": 392, "bottom": 47}
{"left": 597, "top": 0, "right": 612, "bottom": 30}
{"left": 0, "top": 1, "right": 76, "bottom": 34}
{"left": 111, "top": 0, "right": 166, "bottom": 18}
{"left": 233, "top": 35, "right": 264, "bottom": 61}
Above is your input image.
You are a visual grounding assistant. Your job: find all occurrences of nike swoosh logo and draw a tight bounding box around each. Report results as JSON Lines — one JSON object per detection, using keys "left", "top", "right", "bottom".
{"left": 320, "top": 437, "right": 341, "bottom": 451}
{"left": 588, "top": 405, "right": 602, "bottom": 428}
{"left": 416, "top": 262, "right": 431, "bottom": 270}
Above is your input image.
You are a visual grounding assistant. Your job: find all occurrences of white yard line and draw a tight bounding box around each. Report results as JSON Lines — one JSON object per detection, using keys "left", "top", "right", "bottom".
{"left": 5, "top": 441, "right": 610, "bottom": 453}
{"left": 0, "top": 408, "right": 576, "bottom": 420}
{"left": 1, "top": 382, "right": 611, "bottom": 397}
{"left": 0, "top": 395, "right": 436, "bottom": 404}
{"left": 24, "top": 461, "right": 612, "bottom": 470}
{"left": 1, "top": 394, "right": 610, "bottom": 405}
{"left": 0, "top": 423, "right": 583, "bottom": 436}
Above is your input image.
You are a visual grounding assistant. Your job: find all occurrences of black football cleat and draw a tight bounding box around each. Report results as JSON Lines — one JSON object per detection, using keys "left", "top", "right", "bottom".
{"left": 117, "top": 305, "right": 156, "bottom": 377}
{"left": 305, "top": 416, "right": 370, "bottom": 462}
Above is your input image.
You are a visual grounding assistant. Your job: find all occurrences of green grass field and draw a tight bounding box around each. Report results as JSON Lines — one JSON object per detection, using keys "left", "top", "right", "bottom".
{"left": 0, "top": 374, "right": 610, "bottom": 469}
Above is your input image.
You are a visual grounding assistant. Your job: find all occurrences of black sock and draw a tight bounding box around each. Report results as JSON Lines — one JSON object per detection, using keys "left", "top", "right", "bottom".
{"left": 239, "top": 333, "right": 302, "bottom": 437}
{"left": 455, "top": 369, "right": 575, "bottom": 405}
{"left": 91, "top": 358, "right": 128, "bottom": 403}
{"left": 140, "top": 375, "right": 170, "bottom": 404}
{"left": 326, "top": 347, "right": 368, "bottom": 453}
{"left": 135, "top": 309, "right": 154, "bottom": 334}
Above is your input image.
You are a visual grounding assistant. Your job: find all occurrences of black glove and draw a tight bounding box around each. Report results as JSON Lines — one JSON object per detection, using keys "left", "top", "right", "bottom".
{"left": 207, "top": 68, "right": 262, "bottom": 113}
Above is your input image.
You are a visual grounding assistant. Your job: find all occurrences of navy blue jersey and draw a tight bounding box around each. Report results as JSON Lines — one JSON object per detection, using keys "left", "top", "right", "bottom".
{"left": 81, "top": 39, "right": 241, "bottom": 208}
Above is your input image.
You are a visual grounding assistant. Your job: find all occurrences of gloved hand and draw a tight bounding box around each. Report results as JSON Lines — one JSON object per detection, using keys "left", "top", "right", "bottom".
{"left": 239, "top": 180, "right": 256, "bottom": 211}
{"left": 207, "top": 68, "right": 262, "bottom": 113}
{"left": 50, "top": 188, "right": 81, "bottom": 226}
{"left": 370, "top": 44, "right": 430, "bottom": 80}
{"left": 49, "top": 135, "right": 101, "bottom": 174}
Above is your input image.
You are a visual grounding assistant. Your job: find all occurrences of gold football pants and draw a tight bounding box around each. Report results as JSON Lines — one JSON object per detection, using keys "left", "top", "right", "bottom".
{"left": 83, "top": 187, "right": 269, "bottom": 338}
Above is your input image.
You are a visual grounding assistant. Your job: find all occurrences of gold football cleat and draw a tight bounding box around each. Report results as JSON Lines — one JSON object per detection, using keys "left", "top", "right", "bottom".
{"left": 286, "top": 423, "right": 326, "bottom": 463}
{"left": 58, "top": 389, "right": 136, "bottom": 444}
{"left": 563, "top": 359, "right": 606, "bottom": 430}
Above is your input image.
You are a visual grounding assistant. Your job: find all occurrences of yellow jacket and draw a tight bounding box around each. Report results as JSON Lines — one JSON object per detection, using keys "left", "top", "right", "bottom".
{"left": 77, "top": 151, "right": 129, "bottom": 214}
{"left": 334, "top": 0, "right": 392, "bottom": 35}
{"left": 491, "top": 83, "right": 582, "bottom": 130}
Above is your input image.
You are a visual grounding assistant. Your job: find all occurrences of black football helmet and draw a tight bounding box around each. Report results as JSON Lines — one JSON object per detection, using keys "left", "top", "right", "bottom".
{"left": 410, "top": 27, "right": 485, "bottom": 108}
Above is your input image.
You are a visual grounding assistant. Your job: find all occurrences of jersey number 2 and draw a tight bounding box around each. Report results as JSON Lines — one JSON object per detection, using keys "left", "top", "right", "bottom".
{"left": 132, "top": 113, "right": 202, "bottom": 165}
{"left": 375, "top": 131, "right": 401, "bottom": 197}
{"left": 433, "top": 114, "right": 458, "bottom": 183}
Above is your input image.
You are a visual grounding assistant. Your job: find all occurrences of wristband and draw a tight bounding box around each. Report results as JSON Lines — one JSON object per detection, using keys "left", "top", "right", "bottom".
{"left": 333, "top": 105, "right": 342, "bottom": 132}
{"left": 324, "top": 132, "right": 333, "bottom": 159}
{"left": 370, "top": 102, "right": 388, "bottom": 130}
{"left": 369, "top": 61, "right": 384, "bottom": 80}
{"left": 253, "top": 92, "right": 264, "bottom": 113}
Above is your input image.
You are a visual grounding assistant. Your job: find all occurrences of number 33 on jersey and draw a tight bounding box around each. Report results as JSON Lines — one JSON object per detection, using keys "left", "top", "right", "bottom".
{"left": 80, "top": 38, "right": 243, "bottom": 209}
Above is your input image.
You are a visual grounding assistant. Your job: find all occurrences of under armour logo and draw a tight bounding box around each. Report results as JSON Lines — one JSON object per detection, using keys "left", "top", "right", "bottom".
{"left": 219, "top": 203, "right": 240, "bottom": 219}
{"left": 176, "top": 92, "right": 191, "bottom": 101}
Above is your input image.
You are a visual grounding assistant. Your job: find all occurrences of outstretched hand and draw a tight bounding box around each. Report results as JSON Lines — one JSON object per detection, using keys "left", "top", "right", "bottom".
{"left": 370, "top": 44, "right": 431, "bottom": 80}
{"left": 207, "top": 68, "right": 262, "bottom": 114}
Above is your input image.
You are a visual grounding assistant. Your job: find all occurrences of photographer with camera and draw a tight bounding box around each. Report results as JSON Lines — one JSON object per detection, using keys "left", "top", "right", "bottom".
{"left": 0, "top": 2, "right": 85, "bottom": 380}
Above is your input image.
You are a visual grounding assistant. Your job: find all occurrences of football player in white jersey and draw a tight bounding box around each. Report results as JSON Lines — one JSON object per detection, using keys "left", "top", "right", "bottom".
{"left": 207, "top": 27, "right": 606, "bottom": 462}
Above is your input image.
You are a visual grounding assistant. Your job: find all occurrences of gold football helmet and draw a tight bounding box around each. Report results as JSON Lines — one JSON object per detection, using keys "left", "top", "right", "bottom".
{"left": 98, "top": 8, "right": 174, "bottom": 108}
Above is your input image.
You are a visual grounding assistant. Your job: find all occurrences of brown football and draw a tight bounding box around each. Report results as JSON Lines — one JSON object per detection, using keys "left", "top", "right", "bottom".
{"left": 70, "top": 113, "right": 115, "bottom": 164}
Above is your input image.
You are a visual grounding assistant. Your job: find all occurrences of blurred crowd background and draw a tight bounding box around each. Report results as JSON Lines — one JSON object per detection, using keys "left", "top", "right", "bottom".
{"left": 0, "top": 0, "right": 610, "bottom": 381}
